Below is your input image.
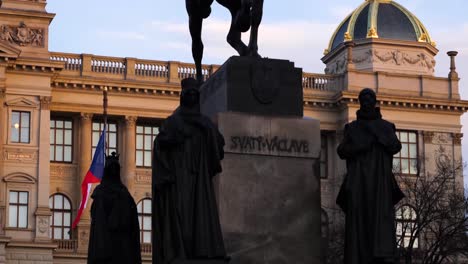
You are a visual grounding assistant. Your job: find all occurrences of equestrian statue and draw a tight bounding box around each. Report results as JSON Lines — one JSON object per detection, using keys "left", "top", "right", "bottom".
{"left": 185, "top": 0, "right": 264, "bottom": 84}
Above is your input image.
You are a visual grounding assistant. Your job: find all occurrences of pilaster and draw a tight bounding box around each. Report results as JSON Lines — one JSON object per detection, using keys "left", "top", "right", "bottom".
{"left": 124, "top": 116, "right": 137, "bottom": 194}
{"left": 35, "top": 96, "right": 52, "bottom": 242}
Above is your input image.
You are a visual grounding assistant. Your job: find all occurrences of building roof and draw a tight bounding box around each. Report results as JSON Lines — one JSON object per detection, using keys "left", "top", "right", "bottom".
{"left": 326, "top": 0, "right": 435, "bottom": 54}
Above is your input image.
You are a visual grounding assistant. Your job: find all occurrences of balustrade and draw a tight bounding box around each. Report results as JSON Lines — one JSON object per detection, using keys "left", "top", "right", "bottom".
{"left": 141, "top": 243, "right": 152, "bottom": 255}
{"left": 50, "top": 52, "right": 343, "bottom": 91}
{"left": 54, "top": 239, "right": 78, "bottom": 252}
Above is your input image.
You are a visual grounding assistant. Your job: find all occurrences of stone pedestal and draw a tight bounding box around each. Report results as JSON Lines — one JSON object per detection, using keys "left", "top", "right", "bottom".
{"left": 200, "top": 56, "right": 303, "bottom": 117}
{"left": 215, "top": 113, "right": 321, "bottom": 264}
{"left": 200, "top": 56, "right": 321, "bottom": 264}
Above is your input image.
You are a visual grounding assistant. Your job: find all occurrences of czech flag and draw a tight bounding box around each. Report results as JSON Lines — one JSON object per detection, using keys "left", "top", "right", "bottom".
{"left": 72, "top": 127, "right": 106, "bottom": 229}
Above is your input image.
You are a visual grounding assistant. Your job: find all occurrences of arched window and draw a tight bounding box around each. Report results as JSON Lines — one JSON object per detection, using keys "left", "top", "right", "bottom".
{"left": 49, "top": 194, "right": 72, "bottom": 240}
{"left": 396, "top": 205, "right": 418, "bottom": 248}
{"left": 137, "top": 198, "right": 152, "bottom": 244}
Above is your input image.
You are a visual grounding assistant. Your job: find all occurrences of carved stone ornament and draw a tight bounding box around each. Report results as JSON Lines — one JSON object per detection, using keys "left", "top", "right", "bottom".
{"left": 0, "top": 22, "right": 44, "bottom": 47}
{"left": 50, "top": 164, "right": 76, "bottom": 181}
{"left": 125, "top": 116, "right": 137, "bottom": 128}
{"left": 373, "top": 49, "right": 436, "bottom": 72}
{"left": 433, "top": 132, "right": 451, "bottom": 145}
{"left": 325, "top": 56, "right": 347, "bottom": 74}
{"left": 37, "top": 216, "right": 49, "bottom": 234}
{"left": 39, "top": 96, "right": 51, "bottom": 110}
{"left": 135, "top": 169, "right": 151, "bottom": 184}
{"left": 80, "top": 112, "right": 93, "bottom": 121}
{"left": 453, "top": 133, "right": 463, "bottom": 146}
{"left": 423, "top": 131, "right": 434, "bottom": 144}
{"left": 250, "top": 60, "right": 280, "bottom": 104}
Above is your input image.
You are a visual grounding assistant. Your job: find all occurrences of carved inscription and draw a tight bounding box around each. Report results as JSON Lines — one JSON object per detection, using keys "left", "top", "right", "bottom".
{"left": 230, "top": 136, "right": 310, "bottom": 154}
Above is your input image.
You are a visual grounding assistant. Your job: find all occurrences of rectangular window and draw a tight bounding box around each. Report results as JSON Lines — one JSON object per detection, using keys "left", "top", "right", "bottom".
{"left": 320, "top": 133, "right": 328, "bottom": 179}
{"left": 136, "top": 125, "right": 159, "bottom": 167}
{"left": 394, "top": 131, "right": 418, "bottom": 175}
{"left": 8, "top": 191, "right": 28, "bottom": 228}
{"left": 11, "top": 111, "right": 30, "bottom": 143}
{"left": 92, "top": 122, "right": 118, "bottom": 156}
{"left": 50, "top": 119, "right": 73, "bottom": 162}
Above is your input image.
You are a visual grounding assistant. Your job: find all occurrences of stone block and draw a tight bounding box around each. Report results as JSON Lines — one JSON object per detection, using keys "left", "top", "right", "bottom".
{"left": 200, "top": 56, "right": 303, "bottom": 118}
{"left": 215, "top": 112, "right": 321, "bottom": 264}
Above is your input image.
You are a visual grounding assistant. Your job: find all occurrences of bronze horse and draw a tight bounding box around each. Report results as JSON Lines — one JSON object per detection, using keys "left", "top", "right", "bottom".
{"left": 186, "top": 0, "right": 264, "bottom": 84}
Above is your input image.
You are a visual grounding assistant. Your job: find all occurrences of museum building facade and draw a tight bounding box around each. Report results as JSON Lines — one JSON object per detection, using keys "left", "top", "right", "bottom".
{"left": 0, "top": 0, "right": 467, "bottom": 263}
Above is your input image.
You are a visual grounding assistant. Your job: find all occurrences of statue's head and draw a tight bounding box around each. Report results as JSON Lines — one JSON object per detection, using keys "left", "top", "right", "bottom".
{"left": 358, "top": 88, "right": 377, "bottom": 112}
{"left": 180, "top": 77, "right": 200, "bottom": 109}
{"left": 103, "top": 152, "right": 121, "bottom": 184}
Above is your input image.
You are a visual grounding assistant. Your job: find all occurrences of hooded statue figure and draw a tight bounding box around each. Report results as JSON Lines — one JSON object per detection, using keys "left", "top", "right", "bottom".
{"left": 152, "top": 77, "right": 228, "bottom": 263}
{"left": 88, "top": 152, "right": 142, "bottom": 264}
{"left": 336, "top": 88, "right": 404, "bottom": 264}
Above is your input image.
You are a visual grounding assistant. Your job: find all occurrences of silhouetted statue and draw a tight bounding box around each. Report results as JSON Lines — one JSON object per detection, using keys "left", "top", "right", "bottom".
{"left": 88, "top": 152, "right": 142, "bottom": 264}
{"left": 336, "top": 88, "right": 404, "bottom": 264}
{"left": 152, "top": 78, "right": 228, "bottom": 263}
{"left": 186, "top": 0, "right": 264, "bottom": 84}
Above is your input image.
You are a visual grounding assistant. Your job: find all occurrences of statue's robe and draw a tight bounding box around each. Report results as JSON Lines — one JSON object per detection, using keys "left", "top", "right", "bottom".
{"left": 152, "top": 108, "right": 227, "bottom": 264}
{"left": 337, "top": 108, "right": 404, "bottom": 264}
{"left": 88, "top": 181, "right": 142, "bottom": 264}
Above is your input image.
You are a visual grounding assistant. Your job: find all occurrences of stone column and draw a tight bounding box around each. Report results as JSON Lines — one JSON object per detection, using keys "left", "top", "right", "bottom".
{"left": 124, "top": 116, "right": 137, "bottom": 195}
{"left": 77, "top": 112, "right": 93, "bottom": 253}
{"left": 35, "top": 96, "right": 52, "bottom": 242}
{"left": 447, "top": 51, "right": 459, "bottom": 100}
{"left": 345, "top": 41, "right": 355, "bottom": 71}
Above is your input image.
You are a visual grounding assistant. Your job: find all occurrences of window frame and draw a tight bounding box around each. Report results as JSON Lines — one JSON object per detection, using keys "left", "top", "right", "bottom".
{"left": 396, "top": 205, "right": 419, "bottom": 249}
{"left": 10, "top": 110, "right": 31, "bottom": 144}
{"left": 137, "top": 198, "right": 152, "bottom": 244}
{"left": 50, "top": 118, "right": 74, "bottom": 163}
{"left": 92, "top": 120, "right": 118, "bottom": 156}
{"left": 394, "top": 130, "right": 419, "bottom": 176}
{"left": 49, "top": 193, "right": 73, "bottom": 240}
{"left": 136, "top": 124, "right": 159, "bottom": 168}
{"left": 8, "top": 190, "right": 29, "bottom": 229}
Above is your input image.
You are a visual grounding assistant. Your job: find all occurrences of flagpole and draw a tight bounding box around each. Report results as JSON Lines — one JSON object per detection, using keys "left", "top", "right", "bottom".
{"left": 103, "top": 86, "right": 108, "bottom": 155}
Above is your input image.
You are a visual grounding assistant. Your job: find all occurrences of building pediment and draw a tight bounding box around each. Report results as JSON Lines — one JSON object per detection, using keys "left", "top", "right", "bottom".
{"left": 0, "top": 40, "right": 21, "bottom": 60}
{"left": 3, "top": 172, "right": 36, "bottom": 184}
{"left": 5, "top": 97, "right": 38, "bottom": 108}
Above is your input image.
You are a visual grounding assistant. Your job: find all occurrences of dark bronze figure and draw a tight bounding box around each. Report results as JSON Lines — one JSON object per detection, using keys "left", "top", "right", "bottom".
{"left": 336, "top": 88, "right": 404, "bottom": 264}
{"left": 186, "top": 0, "right": 264, "bottom": 84}
{"left": 88, "top": 152, "right": 142, "bottom": 264}
{"left": 152, "top": 78, "right": 228, "bottom": 263}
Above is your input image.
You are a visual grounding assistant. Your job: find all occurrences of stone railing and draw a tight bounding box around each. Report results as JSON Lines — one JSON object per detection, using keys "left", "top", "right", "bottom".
{"left": 50, "top": 52, "right": 343, "bottom": 91}
{"left": 141, "top": 243, "right": 152, "bottom": 255}
{"left": 54, "top": 239, "right": 78, "bottom": 252}
{"left": 302, "top": 73, "right": 344, "bottom": 92}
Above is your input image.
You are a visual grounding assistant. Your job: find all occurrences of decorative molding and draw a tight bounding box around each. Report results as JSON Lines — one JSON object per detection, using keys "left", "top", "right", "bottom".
{"left": 373, "top": 49, "right": 435, "bottom": 72}
{"left": 423, "top": 131, "right": 434, "bottom": 144}
{"left": 4, "top": 97, "right": 38, "bottom": 108}
{"left": 0, "top": 22, "right": 45, "bottom": 47}
{"left": 80, "top": 112, "right": 93, "bottom": 121}
{"left": 37, "top": 216, "right": 49, "bottom": 234}
{"left": 3, "top": 148, "right": 38, "bottom": 163}
{"left": 325, "top": 56, "right": 347, "bottom": 74}
{"left": 39, "top": 96, "right": 51, "bottom": 110}
{"left": 135, "top": 169, "right": 151, "bottom": 184}
{"left": 3, "top": 172, "right": 36, "bottom": 184}
{"left": 453, "top": 133, "right": 463, "bottom": 146}
{"left": 125, "top": 116, "right": 137, "bottom": 128}
{"left": 433, "top": 132, "right": 452, "bottom": 145}
{"left": 50, "top": 164, "right": 77, "bottom": 181}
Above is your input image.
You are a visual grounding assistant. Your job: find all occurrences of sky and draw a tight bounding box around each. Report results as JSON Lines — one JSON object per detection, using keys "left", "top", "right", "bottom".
{"left": 47, "top": 0, "right": 468, "bottom": 176}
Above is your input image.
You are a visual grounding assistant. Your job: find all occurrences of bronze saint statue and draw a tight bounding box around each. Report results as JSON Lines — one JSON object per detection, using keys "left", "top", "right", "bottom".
{"left": 186, "top": 0, "right": 264, "bottom": 84}
{"left": 152, "top": 78, "right": 228, "bottom": 263}
{"left": 336, "top": 88, "right": 404, "bottom": 264}
{"left": 88, "top": 152, "right": 142, "bottom": 264}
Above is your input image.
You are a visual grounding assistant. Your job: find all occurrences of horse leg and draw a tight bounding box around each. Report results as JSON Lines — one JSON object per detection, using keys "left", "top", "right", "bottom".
{"left": 189, "top": 14, "right": 205, "bottom": 84}
{"left": 247, "top": 0, "right": 263, "bottom": 57}
{"left": 227, "top": 10, "right": 248, "bottom": 56}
